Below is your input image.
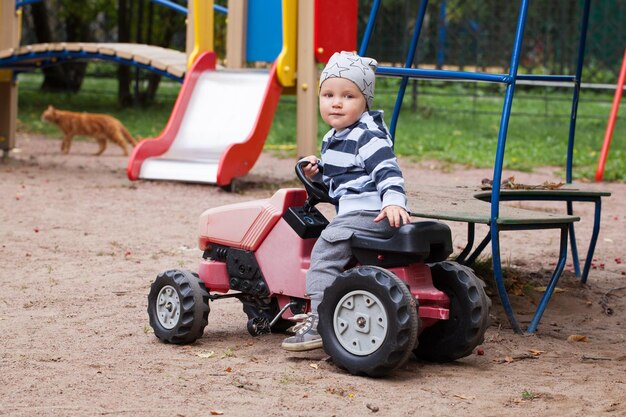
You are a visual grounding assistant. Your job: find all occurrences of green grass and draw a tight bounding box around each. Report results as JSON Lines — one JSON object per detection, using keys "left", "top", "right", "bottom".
{"left": 16, "top": 70, "right": 626, "bottom": 181}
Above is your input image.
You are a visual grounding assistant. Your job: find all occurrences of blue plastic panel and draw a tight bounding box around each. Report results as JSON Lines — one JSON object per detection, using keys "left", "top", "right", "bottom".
{"left": 246, "top": 0, "right": 283, "bottom": 62}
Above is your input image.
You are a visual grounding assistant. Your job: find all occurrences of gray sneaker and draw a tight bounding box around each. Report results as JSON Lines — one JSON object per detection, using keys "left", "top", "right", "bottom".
{"left": 281, "top": 313, "right": 323, "bottom": 351}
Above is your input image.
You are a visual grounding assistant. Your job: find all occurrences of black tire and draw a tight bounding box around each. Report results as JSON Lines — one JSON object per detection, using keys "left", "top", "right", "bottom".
{"left": 414, "top": 261, "right": 491, "bottom": 362}
{"left": 318, "top": 266, "right": 419, "bottom": 377}
{"left": 147, "top": 269, "right": 210, "bottom": 344}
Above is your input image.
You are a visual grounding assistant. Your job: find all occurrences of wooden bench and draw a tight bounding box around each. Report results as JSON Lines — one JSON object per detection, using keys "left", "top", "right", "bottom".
{"left": 406, "top": 185, "right": 581, "bottom": 333}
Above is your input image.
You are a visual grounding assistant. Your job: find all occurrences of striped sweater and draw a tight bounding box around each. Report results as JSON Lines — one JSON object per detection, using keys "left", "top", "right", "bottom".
{"left": 317, "top": 110, "right": 408, "bottom": 216}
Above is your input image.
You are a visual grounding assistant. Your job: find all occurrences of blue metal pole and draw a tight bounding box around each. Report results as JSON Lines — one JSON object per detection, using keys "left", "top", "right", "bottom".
{"left": 565, "top": 0, "right": 591, "bottom": 183}
{"left": 147, "top": 0, "right": 228, "bottom": 15}
{"left": 527, "top": 226, "right": 569, "bottom": 333}
{"left": 377, "top": 67, "right": 509, "bottom": 84}
{"left": 15, "top": 0, "right": 41, "bottom": 8}
{"left": 489, "top": 0, "right": 530, "bottom": 334}
{"left": 389, "top": 0, "right": 429, "bottom": 139}
{"left": 149, "top": 0, "right": 188, "bottom": 14}
{"left": 581, "top": 198, "right": 602, "bottom": 284}
{"left": 437, "top": 0, "right": 447, "bottom": 68}
{"left": 359, "top": 0, "right": 382, "bottom": 56}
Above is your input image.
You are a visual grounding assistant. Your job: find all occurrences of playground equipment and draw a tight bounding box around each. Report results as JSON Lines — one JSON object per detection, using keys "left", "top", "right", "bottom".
{"left": 596, "top": 47, "right": 626, "bottom": 182}
{"left": 127, "top": 0, "right": 358, "bottom": 187}
{"left": 0, "top": 0, "right": 197, "bottom": 153}
{"left": 364, "top": 0, "right": 610, "bottom": 334}
{"left": 147, "top": 161, "right": 491, "bottom": 377}
{"left": 1, "top": 0, "right": 357, "bottom": 170}
{"left": 0, "top": 0, "right": 20, "bottom": 152}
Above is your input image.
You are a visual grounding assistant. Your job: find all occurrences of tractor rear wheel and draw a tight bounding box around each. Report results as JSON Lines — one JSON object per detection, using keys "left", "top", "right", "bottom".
{"left": 414, "top": 261, "right": 490, "bottom": 362}
{"left": 318, "top": 266, "right": 418, "bottom": 377}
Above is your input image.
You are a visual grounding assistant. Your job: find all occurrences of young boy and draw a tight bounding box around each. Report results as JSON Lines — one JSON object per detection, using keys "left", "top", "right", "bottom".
{"left": 281, "top": 51, "right": 411, "bottom": 352}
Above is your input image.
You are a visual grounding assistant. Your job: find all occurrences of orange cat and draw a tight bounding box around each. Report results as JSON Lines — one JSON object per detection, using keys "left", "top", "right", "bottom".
{"left": 41, "top": 105, "right": 137, "bottom": 156}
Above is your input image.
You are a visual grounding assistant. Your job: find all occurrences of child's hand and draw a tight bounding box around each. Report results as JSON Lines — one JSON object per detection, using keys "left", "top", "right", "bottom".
{"left": 374, "top": 205, "right": 411, "bottom": 228}
{"left": 301, "top": 155, "right": 320, "bottom": 178}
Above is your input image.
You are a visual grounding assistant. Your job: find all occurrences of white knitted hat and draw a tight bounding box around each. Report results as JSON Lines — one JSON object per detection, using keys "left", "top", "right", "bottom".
{"left": 319, "top": 51, "right": 378, "bottom": 109}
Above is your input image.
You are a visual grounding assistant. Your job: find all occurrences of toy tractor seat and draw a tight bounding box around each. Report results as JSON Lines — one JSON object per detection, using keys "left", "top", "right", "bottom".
{"left": 350, "top": 221, "right": 453, "bottom": 268}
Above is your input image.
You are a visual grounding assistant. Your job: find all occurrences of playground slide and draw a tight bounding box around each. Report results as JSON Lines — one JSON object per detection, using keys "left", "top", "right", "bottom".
{"left": 127, "top": 51, "right": 282, "bottom": 186}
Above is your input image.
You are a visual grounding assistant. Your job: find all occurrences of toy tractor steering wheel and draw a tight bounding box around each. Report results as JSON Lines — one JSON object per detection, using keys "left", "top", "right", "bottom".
{"left": 295, "top": 160, "right": 335, "bottom": 210}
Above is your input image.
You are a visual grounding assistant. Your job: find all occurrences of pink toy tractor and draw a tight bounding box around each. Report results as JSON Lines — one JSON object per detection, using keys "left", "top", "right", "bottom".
{"left": 147, "top": 162, "right": 491, "bottom": 377}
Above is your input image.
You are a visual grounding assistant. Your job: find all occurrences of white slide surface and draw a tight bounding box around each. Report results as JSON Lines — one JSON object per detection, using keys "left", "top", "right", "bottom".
{"left": 139, "top": 70, "right": 271, "bottom": 183}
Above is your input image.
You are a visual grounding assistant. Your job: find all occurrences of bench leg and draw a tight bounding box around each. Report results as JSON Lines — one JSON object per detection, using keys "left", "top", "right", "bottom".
{"left": 567, "top": 201, "right": 582, "bottom": 278}
{"left": 455, "top": 223, "right": 475, "bottom": 263}
{"left": 527, "top": 226, "right": 569, "bottom": 333}
{"left": 491, "top": 224, "right": 522, "bottom": 334}
{"left": 581, "top": 198, "right": 602, "bottom": 284}
{"left": 464, "top": 232, "right": 491, "bottom": 267}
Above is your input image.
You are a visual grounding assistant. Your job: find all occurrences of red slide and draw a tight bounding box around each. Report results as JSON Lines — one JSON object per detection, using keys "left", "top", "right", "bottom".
{"left": 127, "top": 52, "right": 283, "bottom": 187}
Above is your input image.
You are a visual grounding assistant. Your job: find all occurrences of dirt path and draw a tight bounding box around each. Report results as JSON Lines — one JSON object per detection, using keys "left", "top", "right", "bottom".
{"left": 1, "top": 134, "right": 625, "bottom": 417}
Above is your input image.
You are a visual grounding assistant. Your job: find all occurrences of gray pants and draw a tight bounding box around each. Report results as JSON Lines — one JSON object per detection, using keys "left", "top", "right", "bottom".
{"left": 306, "top": 210, "right": 396, "bottom": 313}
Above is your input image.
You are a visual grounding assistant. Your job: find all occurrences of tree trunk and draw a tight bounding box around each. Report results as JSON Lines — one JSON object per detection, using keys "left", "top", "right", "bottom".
{"left": 117, "top": 0, "right": 132, "bottom": 106}
{"left": 30, "top": 1, "right": 84, "bottom": 92}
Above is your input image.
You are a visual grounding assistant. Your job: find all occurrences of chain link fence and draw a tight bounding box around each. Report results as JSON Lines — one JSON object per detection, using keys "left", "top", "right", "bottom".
{"left": 360, "top": 0, "right": 626, "bottom": 83}
{"left": 357, "top": 0, "right": 626, "bottom": 122}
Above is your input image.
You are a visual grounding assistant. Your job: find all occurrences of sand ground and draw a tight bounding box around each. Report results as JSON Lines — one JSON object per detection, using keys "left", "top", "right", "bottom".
{"left": 1, "top": 133, "right": 625, "bottom": 417}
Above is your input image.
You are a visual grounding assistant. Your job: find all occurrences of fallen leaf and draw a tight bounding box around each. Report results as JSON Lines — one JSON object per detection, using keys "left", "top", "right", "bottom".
{"left": 224, "top": 367, "right": 232, "bottom": 372}
{"left": 210, "top": 411, "right": 224, "bottom": 415}
{"left": 197, "top": 351, "right": 215, "bottom": 358}
{"left": 567, "top": 335, "right": 588, "bottom": 342}
{"left": 528, "top": 349, "right": 546, "bottom": 356}
{"left": 309, "top": 363, "right": 319, "bottom": 369}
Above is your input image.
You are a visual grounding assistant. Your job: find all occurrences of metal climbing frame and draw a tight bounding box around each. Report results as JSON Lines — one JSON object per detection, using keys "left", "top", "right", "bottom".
{"left": 359, "top": 0, "right": 594, "bottom": 333}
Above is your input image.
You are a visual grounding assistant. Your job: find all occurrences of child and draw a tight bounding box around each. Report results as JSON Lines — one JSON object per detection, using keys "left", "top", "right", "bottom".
{"left": 281, "top": 51, "right": 411, "bottom": 351}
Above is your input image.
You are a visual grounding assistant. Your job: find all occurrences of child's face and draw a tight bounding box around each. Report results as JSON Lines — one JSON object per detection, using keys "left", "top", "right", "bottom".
{"left": 319, "top": 77, "right": 367, "bottom": 132}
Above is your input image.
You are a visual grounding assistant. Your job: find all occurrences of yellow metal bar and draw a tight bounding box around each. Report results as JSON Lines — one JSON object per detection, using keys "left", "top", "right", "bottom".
{"left": 188, "top": 0, "right": 214, "bottom": 68}
{"left": 276, "top": 0, "right": 297, "bottom": 87}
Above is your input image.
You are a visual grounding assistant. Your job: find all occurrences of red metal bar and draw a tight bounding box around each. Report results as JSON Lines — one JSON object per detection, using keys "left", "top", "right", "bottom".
{"left": 596, "top": 47, "right": 626, "bottom": 181}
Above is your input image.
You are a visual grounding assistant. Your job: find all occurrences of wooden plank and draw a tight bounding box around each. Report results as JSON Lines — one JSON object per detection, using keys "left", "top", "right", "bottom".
{"left": 0, "top": 48, "right": 14, "bottom": 59}
{"left": 82, "top": 44, "right": 100, "bottom": 53}
{"left": 51, "top": 43, "right": 68, "bottom": 52}
{"left": 64, "top": 43, "right": 83, "bottom": 52}
{"left": 165, "top": 66, "right": 185, "bottom": 78}
{"left": 15, "top": 45, "right": 33, "bottom": 55}
{"left": 96, "top": 45, "right": 116, "bottom": 56}
{"left": 132, "top": 55, "right": 151, "bottom": 65}
{"left": 31, "top": 43, "right": 51, "bottom": 53}
{"left": 150, "top": 60, "right": 168, "bottom": 71}
{"left": 1, "top": 41, "right": 186, "bottom": 79}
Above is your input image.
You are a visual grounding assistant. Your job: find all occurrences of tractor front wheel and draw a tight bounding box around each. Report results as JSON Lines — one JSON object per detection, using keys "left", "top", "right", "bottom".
{"left": 147, "top": 269, "right": 210, "bottom": 344}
